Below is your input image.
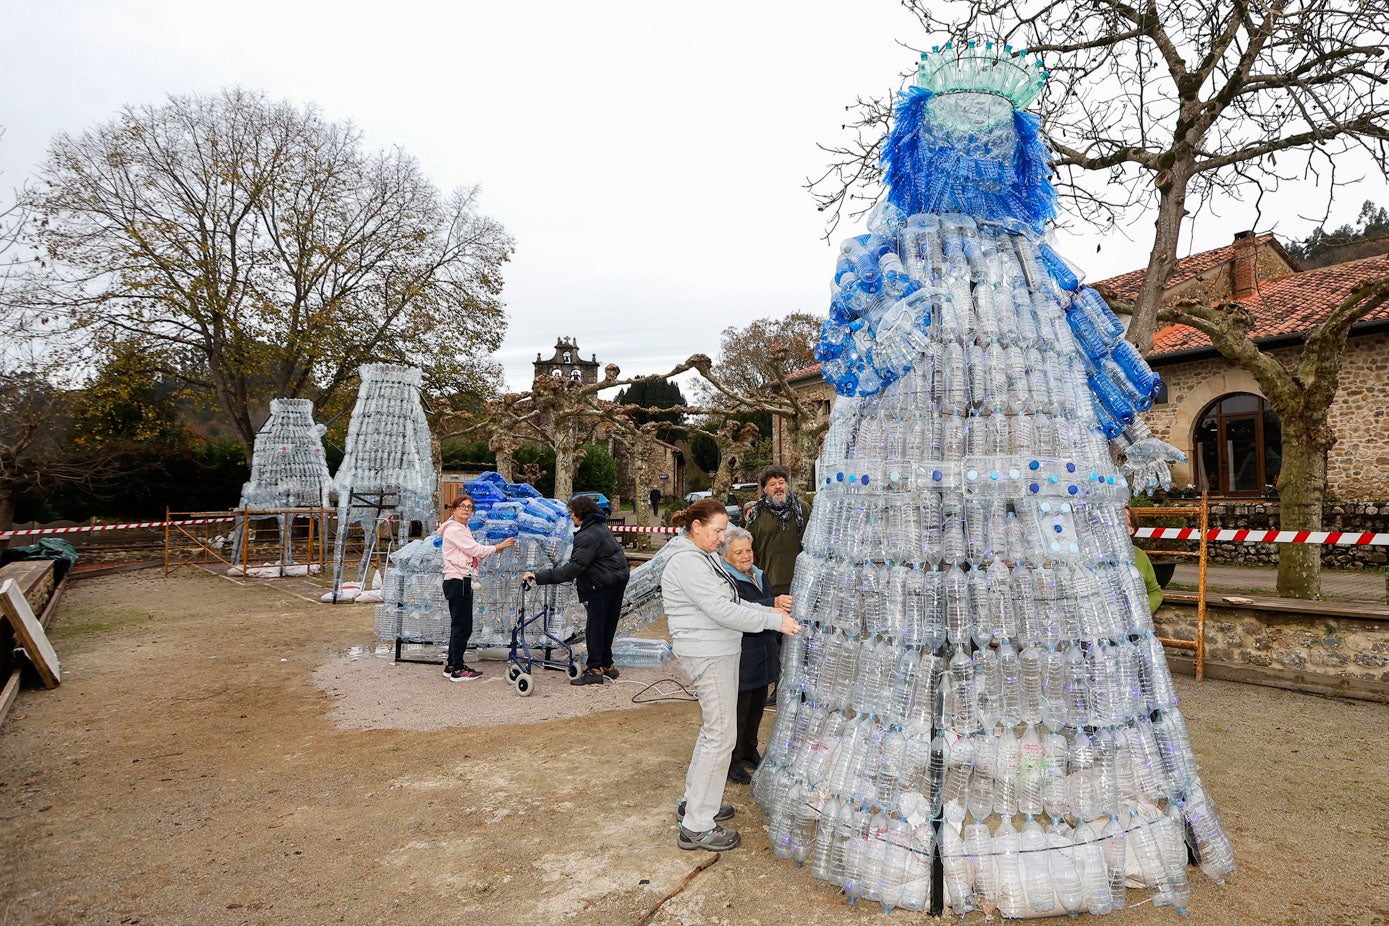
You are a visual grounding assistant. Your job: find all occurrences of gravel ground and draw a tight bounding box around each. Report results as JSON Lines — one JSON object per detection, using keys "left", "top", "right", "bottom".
{"left": 0, "top": 568, "right": 1385, "bottom": 926}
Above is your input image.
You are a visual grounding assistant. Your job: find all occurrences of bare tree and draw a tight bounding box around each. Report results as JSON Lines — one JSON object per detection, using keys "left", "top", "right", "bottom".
{"left": 693, "top": 350, "right": 829, "bottom": 492}
{"left": 811, "top": 0, "right": 1389, "bottom": 351}
{"left": 698, "top": 313, "right": 823, "bottom": 398}
{"left": 1142, "top": 264, "right": 1389, "bottom": 598}
{"left": 442, "top": 359, "right": 707, "bottom": 504}
{"left": 32, "top": 88, "right": 513, "bottom": 450}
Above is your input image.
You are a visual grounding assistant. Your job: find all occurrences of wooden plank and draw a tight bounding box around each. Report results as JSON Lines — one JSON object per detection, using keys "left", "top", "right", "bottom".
{"left": 0, "top": 578, "right": 61, "bottom": 688}
{"left": 0, "top": 668, "right": 21, "bottom": 727}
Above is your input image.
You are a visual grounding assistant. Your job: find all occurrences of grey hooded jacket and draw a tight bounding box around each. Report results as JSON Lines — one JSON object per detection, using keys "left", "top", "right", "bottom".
{"left": 660, "top": 535, "right": 782, "bottom": 659}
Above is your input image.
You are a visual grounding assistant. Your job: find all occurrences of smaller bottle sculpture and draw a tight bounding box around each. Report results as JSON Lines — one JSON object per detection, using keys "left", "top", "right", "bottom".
{"left": 230, "top": 398, "right": 333, "bottom": 571}
{"left": 330, "top": 364, "right": 438, "bottom": 599}
{"left": 751, "top": 42, "right": 1234, "bottom": 918}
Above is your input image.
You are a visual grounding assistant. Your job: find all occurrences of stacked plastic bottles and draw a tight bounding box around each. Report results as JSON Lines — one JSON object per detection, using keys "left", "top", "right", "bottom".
{"left": 753, "top": 43, "right": 1231, "bottom": 919}
{"left": 614, "top": 529, "right": 689, "bottom": 634}
{"left": 332, "top": 364, "right": 437, "bottom": 523}
{"left": 466, "top": 473, "right": 583, "bottom": 646}
{"left": 372, "top": 473, "right": 583, "bottom": 648}
{"left": 330, "top": 364, "right": 439, "bottom": 596}
{"left": 238, "top": 398, "right": 333, "bottom": 509}
{"left": 231, "top": 398, "right": 333, "bottom": 566}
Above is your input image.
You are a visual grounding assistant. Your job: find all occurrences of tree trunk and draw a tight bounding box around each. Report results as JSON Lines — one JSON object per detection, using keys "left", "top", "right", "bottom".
{"left": 788, "top": 419, "right": 823, "bottom": 493}
{"left": 1126, "top": 166, "right": 1191, "bottom": 353}
{"left": 1274, "top": 424, "right": 1326, "bottom": 599}
{"left": 628, "top": 431, "right": 659, "bottom": 527}
{"left": 552, "top": 426, "right": 588, "bottom": 503}
{"left": 0, "top": 485, "right": 14, "bottom": 536}
{"left": 489, "top": 431, "right": 516, "bottom": 481}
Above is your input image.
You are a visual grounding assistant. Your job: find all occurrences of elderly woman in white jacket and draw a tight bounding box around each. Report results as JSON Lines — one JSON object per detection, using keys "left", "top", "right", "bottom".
{"left": 662, "top": 497, "right": 801, "bottom": 852}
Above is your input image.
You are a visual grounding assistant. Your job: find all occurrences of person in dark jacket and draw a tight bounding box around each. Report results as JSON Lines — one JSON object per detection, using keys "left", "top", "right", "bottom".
{"left": 524, "top": 495, "right": 630, "bottom": 686}
{"left": 719, "top": 525, "right": 793, "bottom": 783}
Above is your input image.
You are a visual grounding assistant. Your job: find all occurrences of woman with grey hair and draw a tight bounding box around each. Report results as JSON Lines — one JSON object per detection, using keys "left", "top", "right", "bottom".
{"left": 719, "top": 524, "right": 794, "bottom": 784}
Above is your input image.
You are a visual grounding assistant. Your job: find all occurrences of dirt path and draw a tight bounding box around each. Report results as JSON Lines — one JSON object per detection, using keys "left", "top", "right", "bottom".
{"left": 1, "top": 569, "right": 1386, "bottom": 926}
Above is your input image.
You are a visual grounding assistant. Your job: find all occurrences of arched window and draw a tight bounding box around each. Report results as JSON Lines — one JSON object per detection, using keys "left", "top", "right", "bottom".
{"left": 563, "top": 351, "right": 572, "bottom": 364}
{"left": 569, "top": 369, "right": 581, "bottom": 381}
{"left": 551, "top": 367, "right": 563, "bottom": 378}
{"left": 1193, "top": 393, "right": 1282, "bottom": 497}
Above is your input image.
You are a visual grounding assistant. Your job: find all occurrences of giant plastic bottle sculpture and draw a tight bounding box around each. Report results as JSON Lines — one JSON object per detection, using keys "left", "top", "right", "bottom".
{"left": 330, "top": 364, "right": 438, "bottom": 599}
{"left": 230, "top": 398, "right": 333, "bottom": 571}
{"left": 753, "top": 42, "right": 1234, "bottom": 918}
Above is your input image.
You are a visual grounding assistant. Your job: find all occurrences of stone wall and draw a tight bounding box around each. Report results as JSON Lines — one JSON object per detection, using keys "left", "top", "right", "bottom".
{"left": 1144, "top": 330, "right": 1389, "bottom": 501}
{"left": 1155, "top": 597, "right": 1389, "bottom": 702}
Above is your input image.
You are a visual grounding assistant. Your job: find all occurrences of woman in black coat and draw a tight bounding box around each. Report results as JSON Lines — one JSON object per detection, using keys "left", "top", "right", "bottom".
{"left": 523, "top": 495, "right": 630, "bottom": 686}
{"left": 718, "top": 525, "right": 793, "bottom": 783}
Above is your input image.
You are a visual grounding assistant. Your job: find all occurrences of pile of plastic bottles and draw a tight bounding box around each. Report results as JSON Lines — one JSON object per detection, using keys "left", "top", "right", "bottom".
{"left": 615, "top": 529, "right": 688, "bottom": 634}
{"left": 753, "top": 45, "right": 1230, "bottom": 919}
{"left": 372, "top": 473, "right": 583, "bottom": 648}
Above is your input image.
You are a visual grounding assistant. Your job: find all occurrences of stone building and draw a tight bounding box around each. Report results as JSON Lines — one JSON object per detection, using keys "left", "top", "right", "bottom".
{"left": 771, "top": 365, "right": 835, "bottom": 486}
{"left": 1096, "top": 232, "right": 1389, "bottom": 503}
{"left": 502, "top": 336, "right": 686, "bottom": 509}
{"left": 534, "top": 336, "right": 601, "bottom": 387}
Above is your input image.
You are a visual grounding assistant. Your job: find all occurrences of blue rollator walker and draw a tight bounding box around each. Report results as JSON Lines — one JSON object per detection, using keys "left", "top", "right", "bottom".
{"left": 506, "top": 578, "right": 581, "bottom": 696}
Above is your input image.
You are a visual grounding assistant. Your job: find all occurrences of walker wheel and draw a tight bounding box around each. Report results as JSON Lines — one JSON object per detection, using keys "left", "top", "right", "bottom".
{"left": 514, "top": 672, "right": 534, "bottom": 697}
{"left": 507, "top": 665, "right": 521, "bottom": 682}
{"left": 566, "top": 662, "right": 581, "bottom": 680}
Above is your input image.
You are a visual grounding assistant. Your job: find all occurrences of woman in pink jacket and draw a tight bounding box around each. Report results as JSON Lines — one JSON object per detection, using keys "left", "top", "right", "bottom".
{"left": 438, "top": 494, "right": 515, "bottom": 681}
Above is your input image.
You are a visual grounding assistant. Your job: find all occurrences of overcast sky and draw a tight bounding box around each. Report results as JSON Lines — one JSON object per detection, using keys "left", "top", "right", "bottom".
{"left": 4, "top": 1, "right": 1385, "bottom": 393}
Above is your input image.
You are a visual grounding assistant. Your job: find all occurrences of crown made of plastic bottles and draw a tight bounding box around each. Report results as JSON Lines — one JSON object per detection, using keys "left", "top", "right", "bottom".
{"left": 917, "top": 40, "right": 1047, "bottom": 110}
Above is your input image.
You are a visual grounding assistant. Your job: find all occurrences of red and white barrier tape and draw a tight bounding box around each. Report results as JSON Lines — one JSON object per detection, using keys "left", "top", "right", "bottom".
{"left": 1137, "top": 527, "right": 1389, "bottom": 546}
{"left": 3, "top": 519, "right": 1380, "bottom": 545}
{"left": 0, "top": 517, "right": 237, "bottom": 540}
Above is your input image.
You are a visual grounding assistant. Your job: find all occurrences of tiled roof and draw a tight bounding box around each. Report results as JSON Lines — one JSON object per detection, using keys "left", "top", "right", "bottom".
{"left": 1093, "top": 234, "right": 1287, "bottom": 300}
{"left": 1150, "top": 252, "right": 1389, "bottom": 356}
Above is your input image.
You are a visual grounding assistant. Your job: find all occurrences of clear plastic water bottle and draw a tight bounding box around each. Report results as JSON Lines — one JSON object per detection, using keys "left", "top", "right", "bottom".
{"left": 1021, "top": 815, "right": 1057, "bottom": 915}
{"left": 1182, "top": 781, "right": 1237, "bottom": 883}
{"left": 944, "top": 564, "right": 971, "bottom": 644}
{"left": 941, "top": 821, "right": 976, "bottom": 914}
{"left": 1048, "top": 818, "right": 1084, "bottom": 915}
{"left": 948, "top": 646, "right": 979, "bottom": 730}
{"left": 994, "top": 815, "right": 1025, "bottom": 917}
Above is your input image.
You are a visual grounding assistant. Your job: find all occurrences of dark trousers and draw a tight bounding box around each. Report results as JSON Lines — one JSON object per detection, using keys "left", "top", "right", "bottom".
{"left": 734, "top": 685, "right": 768, "bottom": 765}
{"left": 443, "top": 577, "right": 473, "bottom": 668}
{"left": 583, "top": 577, "right": 627, "bottom": 669}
